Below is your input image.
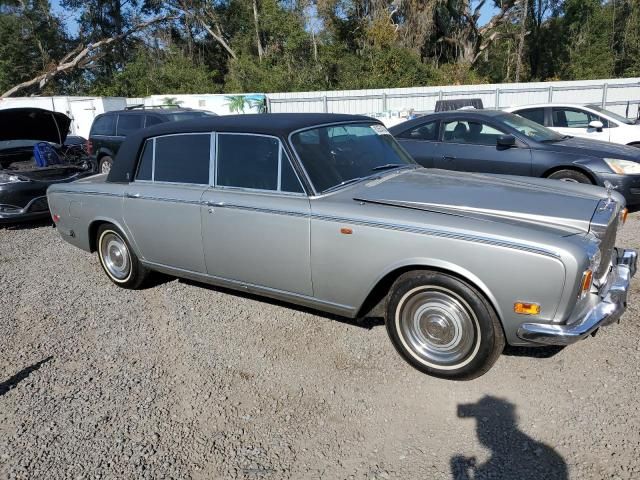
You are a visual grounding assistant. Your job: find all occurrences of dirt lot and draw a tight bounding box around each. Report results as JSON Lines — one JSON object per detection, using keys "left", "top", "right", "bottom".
{"left": 1, "top": 214, "right": 640, "bottom": 480}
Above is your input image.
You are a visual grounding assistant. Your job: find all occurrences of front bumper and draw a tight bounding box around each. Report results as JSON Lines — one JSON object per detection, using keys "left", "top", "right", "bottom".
{"left": 517, "top": 248, "right": 637, "bottom": 345}
{"left": 0, "top": 195, "right": 50, "bottom": 223}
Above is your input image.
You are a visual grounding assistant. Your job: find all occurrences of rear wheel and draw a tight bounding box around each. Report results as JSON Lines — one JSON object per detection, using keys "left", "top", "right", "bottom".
{"left": 97, "top": 224, "right": 149, "bottom": 289}
{"left": 99, "top": 156, "right": 113, "bottom": 174}
{"left": 385, "top": 271, "right": 505, "bottom": 380}
{"left": 546, "top": 169, "right": 592, "bottom": 184}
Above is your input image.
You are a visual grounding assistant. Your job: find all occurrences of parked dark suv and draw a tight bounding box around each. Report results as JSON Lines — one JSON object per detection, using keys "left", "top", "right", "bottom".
{"left": 88, "top": 106, "right": 214, "bottom": 173}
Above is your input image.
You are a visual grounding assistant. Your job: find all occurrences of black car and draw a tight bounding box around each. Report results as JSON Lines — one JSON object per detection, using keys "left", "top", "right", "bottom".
{"left": 0, "top": 108, "right": 94, "bottom": 224}
{"left": 390, "top": 109, "right": 640, "bottom": 205}
{"left": 89, "top": 106, "right": 214, "bottom": 173}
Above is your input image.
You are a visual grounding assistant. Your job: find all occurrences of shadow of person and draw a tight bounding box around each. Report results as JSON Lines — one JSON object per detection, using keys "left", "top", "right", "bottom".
{"left": 0, "top": 356, "right": 53, "bottom": 397}
{"left": 451, "top": 396, "right": 568, "bottom": 480}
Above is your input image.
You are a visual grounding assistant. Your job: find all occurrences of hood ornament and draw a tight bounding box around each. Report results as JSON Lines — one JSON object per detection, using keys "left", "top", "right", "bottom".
{"left": 603, "top": 180, "right": 617, "bottom": 207}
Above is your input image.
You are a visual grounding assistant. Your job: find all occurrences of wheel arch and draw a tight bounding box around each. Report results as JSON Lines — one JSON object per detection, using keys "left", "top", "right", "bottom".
{"left": 355, "top": 259, "right": 504, "bottom": 326}
{"left": 541, "top": 165, "right": 597, "bottom": 184}
{"left": 88, "top": 217, "right": 132, "bottom": 253}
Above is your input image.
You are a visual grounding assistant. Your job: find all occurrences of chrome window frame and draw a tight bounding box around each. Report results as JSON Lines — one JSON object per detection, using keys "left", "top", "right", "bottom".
{"left": 214, "top": 132, "right": 305, "bottom": 197}
{"left": 133, "top": 132, "right": 211, "bottom": 186}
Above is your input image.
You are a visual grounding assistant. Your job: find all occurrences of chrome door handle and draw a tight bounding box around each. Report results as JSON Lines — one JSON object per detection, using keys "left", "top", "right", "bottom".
{"left": 125, "top": 192, "right": 141, "bottom": 199}
{"left": 204, "top": 201, "right": 225, "bottom": 207}
{"left": 442, "top": 156, "right": 456, "bottom": 161}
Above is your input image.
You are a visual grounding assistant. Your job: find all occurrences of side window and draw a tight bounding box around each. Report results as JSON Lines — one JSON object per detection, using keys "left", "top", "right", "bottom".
{"left": 117, "top": 115, "right": 144, "bottom": 136}
{"left": 216, "top": 134, "right": 304, "bottom": 193}
{"left": 136, "top": 140, "right": 153, "bottom": 181}
{"left": 398, "top": 121, "right": 438, "bottom": 141}
{"left": 91, "top": 115, "right": 116, "bottom": 136}
{"left": 552, "top": 108, "right": 590, "bottom": 128}
{"left": 280, "top": 149, "right": 305, "bottom": 193}
{"left": 443, "top": 120, "right": 503, "bottom": 146}
{"left": 154, "top": 134, "right": 210, "bottom": 184}
{"left": 517, "top": 108, "right": 545, "bottom": 126}
{"left": 145, "top": 115, "right": 163, "bottom": 127}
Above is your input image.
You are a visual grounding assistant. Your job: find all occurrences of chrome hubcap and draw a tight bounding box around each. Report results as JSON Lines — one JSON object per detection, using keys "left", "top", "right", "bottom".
{"left": 398, "top": 288, "right": 477, "bottom": 367}
{"left": 100, "top": 232, "right": 130, "bottom": 280}
{"left": 559, "top": 178, "right": 578, "bottom": 183}
{"left": 101, "top": 161, "right": 111, "bottom": 174}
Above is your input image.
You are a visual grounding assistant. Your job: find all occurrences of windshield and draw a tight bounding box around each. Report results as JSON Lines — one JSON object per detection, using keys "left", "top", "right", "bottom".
{"left": 498, "top": 112, "right": 565, "bottom": 142}
{"left": 291, "top": 122, "right": 417, "bottom": 193}
{"left": 586, "top": 105, "right": 634, "bottom": 125}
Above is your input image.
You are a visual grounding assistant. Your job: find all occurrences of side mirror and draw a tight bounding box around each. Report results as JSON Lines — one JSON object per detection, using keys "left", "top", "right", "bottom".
{"left": 588, "top": 120, "right": 604, "bottom": 132}
{"left": 497, "top": 134, "right": 516, "bottom": 148}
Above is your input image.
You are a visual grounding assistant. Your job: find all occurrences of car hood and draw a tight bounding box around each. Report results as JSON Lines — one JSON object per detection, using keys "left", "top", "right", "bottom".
{"left": 542, "top": 136, "right": 640, "bottom": 160}
{"left": 351, "top": 168, "right": 614, "bottom": 235}
{"left": 0, "top": 108, "right": 71, "bottom": 144}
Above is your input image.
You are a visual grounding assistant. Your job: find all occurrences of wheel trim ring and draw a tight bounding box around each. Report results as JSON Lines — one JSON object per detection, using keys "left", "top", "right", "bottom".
{"left": 100, "top": 160, "right": 111, "bottom": 174}
{"left": 98, "top": 230, "right": 133, "bottom": 283}
{"left": 394, "top": 285, "right": 482, "bottom": 370}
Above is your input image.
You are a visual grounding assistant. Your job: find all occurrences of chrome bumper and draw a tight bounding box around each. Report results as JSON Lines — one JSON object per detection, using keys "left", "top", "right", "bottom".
{"left": 517, "top": 248, "right": 637, "bottom": 346}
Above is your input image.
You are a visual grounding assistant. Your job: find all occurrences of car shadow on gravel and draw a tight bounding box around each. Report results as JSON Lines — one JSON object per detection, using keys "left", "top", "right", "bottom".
{"left": 451, "top": 396, "right": 568, "bottom": 480}
{"left": 0, "top": 356, "right": 53, "bottom": 397}
{"left": 179, "top": 278, "right": 385, "bottom": 330}
{"left": 0, "top": 218, "right": 53, "bottom": 230}
{"left": 502, "top": 345, "right": 565, "bottom": 358}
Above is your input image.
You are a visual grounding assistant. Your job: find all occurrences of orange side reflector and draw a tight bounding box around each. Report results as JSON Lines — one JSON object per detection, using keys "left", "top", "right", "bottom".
{"left": 340, "top": 227, "right": 353, "bottom": 235}
{"left": 621, "top": 208, "right": 629, "bottom": 225}
{"left": 514, "top": 302, "right": 541, "bottom": 315}
{"left": 580, "top": 270, "right": 593, "bottom": 296}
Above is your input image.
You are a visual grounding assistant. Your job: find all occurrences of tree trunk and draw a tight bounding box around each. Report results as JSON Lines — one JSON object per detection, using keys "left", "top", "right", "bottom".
{"left": 515, "top": 0, "right": 528, "bottom": 82}
{"left": 253, "top": 0, "right": 264, "bottom": 60}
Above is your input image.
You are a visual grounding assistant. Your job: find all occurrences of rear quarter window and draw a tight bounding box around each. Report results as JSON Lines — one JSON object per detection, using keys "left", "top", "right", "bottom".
{"left": 91, "top": 115, "right": 116, "bottom": 136}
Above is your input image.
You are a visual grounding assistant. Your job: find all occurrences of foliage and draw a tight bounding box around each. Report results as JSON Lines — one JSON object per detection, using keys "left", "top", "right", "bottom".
{"left": 2, "top": 0, "right": 640, "bottom": 98}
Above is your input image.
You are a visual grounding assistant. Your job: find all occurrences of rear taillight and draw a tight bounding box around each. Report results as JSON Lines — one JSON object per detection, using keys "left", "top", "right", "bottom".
{"left": 52, "top": 214, "right": 60, "bottom": 223}
{"left": 85, "top": 139, "right": 93, "bottom": 155}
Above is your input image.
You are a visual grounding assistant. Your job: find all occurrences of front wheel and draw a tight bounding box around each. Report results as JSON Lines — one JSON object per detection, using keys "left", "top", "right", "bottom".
{"left": 385, "top": 271, "right": 505, "bottom": 380}
{"left": 546, "top": 169, "right": 592, "bottom": 184}
{"left": 97, "top": 224, "right": 149, "bottom": 289}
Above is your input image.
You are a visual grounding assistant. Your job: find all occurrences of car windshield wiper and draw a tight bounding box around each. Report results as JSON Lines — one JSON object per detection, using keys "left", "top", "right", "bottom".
{"left": 371, "top": 163, "right": 407, "bottom": 172}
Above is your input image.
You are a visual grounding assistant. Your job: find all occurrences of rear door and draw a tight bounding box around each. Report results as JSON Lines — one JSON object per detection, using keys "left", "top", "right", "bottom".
{"left": 90, "top": 114, "right": 118, "bottom": 158}
{"left": 394, "top": 119, "right": 441, "bottom": 167}
{"left": 123, "top": 133, "right": 211, "bottom": 273}
{"left": 551, "top": 107, "right": 610, "bottom": 142}
{"left": 433, "top": 118, "right": 532, "bottom": 176}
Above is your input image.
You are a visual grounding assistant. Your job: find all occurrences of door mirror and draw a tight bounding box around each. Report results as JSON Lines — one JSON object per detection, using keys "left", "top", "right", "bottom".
{"left": 588, "top": 120, "right": 604, "bottom": 132}
{"left": 497, "top": 134, "right": 516, "bottom": 148}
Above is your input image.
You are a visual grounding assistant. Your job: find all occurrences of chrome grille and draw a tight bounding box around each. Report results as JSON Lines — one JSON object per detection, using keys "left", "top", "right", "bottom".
{"left": 590, "top": 200, "right": 620, "bottom": 284}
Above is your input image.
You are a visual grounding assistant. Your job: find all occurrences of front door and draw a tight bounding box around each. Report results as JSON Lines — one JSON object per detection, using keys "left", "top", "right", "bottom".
{"left": 551, "top": 107, "right": 611, "bottom": 142}
{"left": 123, "top": 133, "right": 211, "bottom": 273}
{"left": 434, "top": 119, "right": 532, "bottom": 176}
{"left": 201, "top": 133, "right": 313, "bottom": 296}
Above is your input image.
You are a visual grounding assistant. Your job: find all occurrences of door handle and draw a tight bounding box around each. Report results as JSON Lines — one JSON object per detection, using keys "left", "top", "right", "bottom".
{"left": 442, "top": 156, "right": 456, "bottom": 161}
{"left": 125, "top": 192, "right": 140, "bottom": 199}
{"left": 204, "top": 200, "right": 225, "bottom": 207}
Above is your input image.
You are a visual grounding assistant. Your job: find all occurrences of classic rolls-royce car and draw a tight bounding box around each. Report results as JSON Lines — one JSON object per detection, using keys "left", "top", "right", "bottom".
{"left": 47, "top": 114, "right": 637, "bottom": 379}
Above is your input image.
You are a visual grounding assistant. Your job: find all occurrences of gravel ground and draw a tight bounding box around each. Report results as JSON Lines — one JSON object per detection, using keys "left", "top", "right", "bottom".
{"left": 1, "top": 214, "right": 640, "bottom": 480}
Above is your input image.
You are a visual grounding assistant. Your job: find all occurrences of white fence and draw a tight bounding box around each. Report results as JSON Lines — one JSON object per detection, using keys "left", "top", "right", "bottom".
{"left": 266, "top": 78, "right": 640, "bottom": 119}
{"left": 2, "top": 78, "right": 640, "bottom": 137}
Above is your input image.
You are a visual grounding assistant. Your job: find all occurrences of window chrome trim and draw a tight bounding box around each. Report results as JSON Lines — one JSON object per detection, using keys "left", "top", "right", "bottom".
{"left": 145, "top": 132, "right": 211, "bottom": 185}
{"left": 214, "top": 132, "right": 305, "bottom": 195}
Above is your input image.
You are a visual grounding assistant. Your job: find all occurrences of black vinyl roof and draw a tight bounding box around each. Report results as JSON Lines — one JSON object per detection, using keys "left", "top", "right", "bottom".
{"left": 107, "top": 113, "right": 376, "bottom": 183}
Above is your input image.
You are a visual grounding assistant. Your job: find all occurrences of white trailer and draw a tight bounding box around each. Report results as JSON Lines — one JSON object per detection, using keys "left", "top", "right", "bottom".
{"left": 0, "top": 96, "right": 127, "bottom": 138}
